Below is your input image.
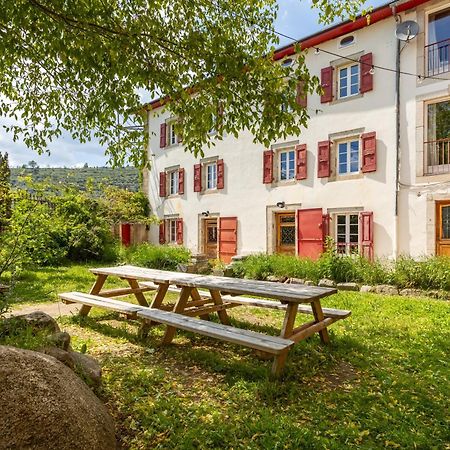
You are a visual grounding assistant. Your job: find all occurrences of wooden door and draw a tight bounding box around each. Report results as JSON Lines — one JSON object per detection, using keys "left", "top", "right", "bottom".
{"left": 219, "top": 217, "right": 238, "bottom": 263}
{"left": 297, "top": 208, "right": 324, "bottom": 260}
{"left": 204, "top": 219, "right": 218, "bottom": 259}
{"left": 276, "top": 213, "right": 296, "bottom": 255}
{"left": 436, "top": 201, "right": 450, "bottom": 256}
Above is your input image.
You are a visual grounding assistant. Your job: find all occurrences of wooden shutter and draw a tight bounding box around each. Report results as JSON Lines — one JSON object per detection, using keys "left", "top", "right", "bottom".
{"left": 322, "top": 213, "right": 331, "bottom": 242}
{"left": 360, "top": 211, "right": 374, "bottom": 260}
{"left": 360, "top": 53, "right": 373, "bottom": 93}
{"left": 296, "top": 81, "right": 307, "bottom": 108}
{"left": 217, "top": 159, "right": 224, "bottom": 189}
{"left": 361, "top": 132, "right": 377, "bottom": 173}
{"left": 178, "top": 168, "right": 185, "bottom": 194}
{"left": 176, "top": 218, "right": 183, "bottom": 245}
{"left": 263, "top": 150, "right": 274, "bottom": 184}
{"left": 295, "top": 144, "right": 307, "bottom": 180}
{"left": 297, "top": 208, "right": 325, "bottom": 260}
{"left": 320, "top": 66, "right": 333, "bottom": 103}
{"left": 193, "top": 164, "right": 202, "bottom": 192}
{"left": 160, "top": 123, "right": 167, "bottom": 148}
{"left": 219, "top": 217, "right": 238, "bottom": 263}
{"left": 159, "top": 172, "right": 166, "bottom": 197}
{"left": 159, "top": 221, "right": 165, "bottom": 244}
{"left": 317, "top": 140, "right": 331, "bottom": 178}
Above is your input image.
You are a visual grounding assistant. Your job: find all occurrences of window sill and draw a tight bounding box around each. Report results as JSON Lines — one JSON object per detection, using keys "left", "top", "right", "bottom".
{"left": 167, "top": 194, "right": 181, "bottom": 199}
{"left": 331, "top": 93, "right": 363, "bottom": 105}
{"left": 330, "top": 172, "right": 364, "bottom": 182}
{"left": 200, "top": 188, "right": 220, "bottom": 195}
{"left": 272, "top": 179, "right": 298, "bottom": 187}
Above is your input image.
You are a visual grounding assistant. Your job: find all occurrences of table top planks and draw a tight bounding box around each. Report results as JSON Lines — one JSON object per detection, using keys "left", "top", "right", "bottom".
{"left": 91, "top": 265, "right": 336, "bottom": 303}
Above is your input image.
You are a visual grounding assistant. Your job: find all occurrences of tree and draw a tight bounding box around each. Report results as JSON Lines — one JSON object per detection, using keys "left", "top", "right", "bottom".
{"left": 0, "top": 152, "right": 11, "bottom": 229}
{"left": 0, "top": 1, "right": 367, "bottom": 166}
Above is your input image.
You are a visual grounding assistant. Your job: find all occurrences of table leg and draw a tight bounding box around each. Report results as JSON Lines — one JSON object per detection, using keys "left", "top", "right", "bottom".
{"left": 311, "top": 299, "right": 330, "bottom": 344}
{"left": 79, "top": 274, "right": 107, "bottom": 316}
{"left": 209, "top": 289, "right": 231, "bottom": 325}
{"left": 161, "top": 286, "right": 192, "bottom": 344}
{"left": 139, "top": 283, "right": 170, "bottom": 337}
{"left": 271, "top": 302, "right": 298, "bottom": 377}
{"left": 190, "top": 288, "right": 210, "bottom": 320}
{"left": 124, "top": 278, "right": 149, "bottom": 307}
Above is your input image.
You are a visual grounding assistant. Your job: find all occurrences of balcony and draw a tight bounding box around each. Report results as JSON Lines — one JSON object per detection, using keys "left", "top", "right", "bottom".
{"left": 426, "top": 38, "right": 450, "bottom": 76}
{"left": 424, "top": 138, "right": 450, "bottom": 175}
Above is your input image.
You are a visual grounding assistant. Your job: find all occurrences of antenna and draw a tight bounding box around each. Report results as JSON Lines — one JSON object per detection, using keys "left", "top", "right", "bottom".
{"left": 395, "top": 20, "right": 419, "bottom": 41}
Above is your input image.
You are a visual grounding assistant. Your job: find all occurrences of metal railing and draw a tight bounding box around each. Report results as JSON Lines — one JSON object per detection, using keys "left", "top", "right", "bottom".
{"left": 424, "top": 138, "right": 450, "bottom": 175}
{"left": 426, "top": 38, "right": 450, "bottom": 76}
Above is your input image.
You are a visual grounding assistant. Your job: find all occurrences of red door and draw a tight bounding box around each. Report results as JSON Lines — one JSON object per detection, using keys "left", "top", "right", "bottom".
{"left": 219, "top": 217, "right": 238, "bottom": 263}
{"left": 121, "top": 223, "right": 131, "bottom": 247}
{"left": 297, "top": 208, "right": 324, "bottom": 260}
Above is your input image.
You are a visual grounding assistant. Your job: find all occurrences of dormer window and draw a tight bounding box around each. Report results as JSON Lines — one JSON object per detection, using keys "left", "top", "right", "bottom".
{"left": 339, "top": 35, "right": 355, "bottom": 48}
{"left": 281, "top": 58, "right": 293, "bottom": 67}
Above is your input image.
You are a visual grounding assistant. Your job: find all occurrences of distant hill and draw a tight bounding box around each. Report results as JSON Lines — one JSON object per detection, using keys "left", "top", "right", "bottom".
{"left": 11, "top": 166, "right": 140, "bottom": 195}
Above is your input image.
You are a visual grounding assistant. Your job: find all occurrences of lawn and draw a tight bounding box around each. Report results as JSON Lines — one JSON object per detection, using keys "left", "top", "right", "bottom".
{"left": 4, "top": 265, "right": 450, "bottom": 449}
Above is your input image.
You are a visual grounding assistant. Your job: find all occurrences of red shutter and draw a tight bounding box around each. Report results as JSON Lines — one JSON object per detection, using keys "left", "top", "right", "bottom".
{"left": 296, "top": 81, "right": 307, "bottom": 108}
{"left": 317, "top": 140, "right": 331, "bottom": 178}
{"left": 322, "top": 214, "right": 330, "bottom": 243}
{"left": 176, "top": 218, "right": 183, "bottom": 245}
{"left": 217, "top": 159, "right": 224, "bottom": 189}
{"left": 219, "top": 217, "right": 238, "bottom": 263}
{"left": 160, "top": 123, "right": 167, "bottom": 148}
{"left": 159, "top": 172, "right": 166, "bottom": 197}
{"left": 193, "top": 164, "right": 202, "bottom": 192}
{"left": 263, "top": 150, "right": 274, "bottom": 184}
{"left": 361, "top": 132, "right": 377, "bottom": 173}
{"left": 121, "top": 223, "right": 131, "bottom": 247}
{"left": 320, "top": 66, "right": 333, "bottom": 103}
{"left": 295, "top": 144, "right": 307, "bottom": 180}
{"left": 178, "top": 168, "right": 185, "bottom": 194}
{"left": 360, "top": 53, "right": 373, "bottom": 93}
{"left": 297, "top": 208, "right": 325, "bottom": 260}
{"left": 159, "top": 221, "right": 166, "bottom": 244}
{"left": 360, "top": 211, "right": 374, "bottom": 260}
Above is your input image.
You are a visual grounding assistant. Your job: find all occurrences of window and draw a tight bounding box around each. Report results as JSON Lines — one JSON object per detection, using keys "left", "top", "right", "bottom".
{"left": 206, "top": 162, "right": 217, "bottom": 190}
{"left": 168, "top": 170, "right": 179, "bottom": 195}
{"left": 339, "top": 35, "right": 355, "bottom": 48}
{"left": 338, "top": 140, "right": 359, "bottom": 175}
{"left": 168, "top": 219, "right": 177, "bottom": 243}
{"left": 425, "top": 99, "right": 450, "bottom": 175}
{"left": 427, "top": 8, "right": 450, "bottom": 75}
{"left": 338, "top": 64, "right": 359, "bottom": 98}
{"left": 168, "top": 122, "right": 177, "bottom": 146}
{"left": 336, "top": 213, "right": 359, "bottom": 255}
{"left": 279, "top": 149, "right": 295, "bottom": 181}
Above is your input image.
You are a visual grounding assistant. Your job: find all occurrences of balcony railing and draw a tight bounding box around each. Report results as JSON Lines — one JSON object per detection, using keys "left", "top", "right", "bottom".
{"left": 425, "top": 138, "right": 450, "bottom": 175}
{"left": 426, "top": 38, "right": 450, "bottom": 76}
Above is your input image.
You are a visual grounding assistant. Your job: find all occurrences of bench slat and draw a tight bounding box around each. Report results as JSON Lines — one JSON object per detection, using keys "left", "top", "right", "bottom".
{"left": 137, "top": 309, "right": 294, "bottom": 355}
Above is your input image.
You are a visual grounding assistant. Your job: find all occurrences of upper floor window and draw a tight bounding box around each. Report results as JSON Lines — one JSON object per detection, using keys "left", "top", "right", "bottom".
{"left": 206, "top": 162, "right": 218, "bottom": 190}
{"left": 338, "top": 64, "right": 359, "bottom": 98}
{"left": 338, "top": 140, "right": 359, "bottom": 175}
{"left": 427, "top": 8, "right": 450, "bottom": 75}
{"left": 168, "top": 122, "right": 177, "bottom": 146}
{"left": 279, "top": 149, "right": 295, "bottom": 181}
{"left": 339, "top": 35, "right": 355, "bottom": 48}
{"left": 168, "top": 169, "right": 179, "bottom": 195}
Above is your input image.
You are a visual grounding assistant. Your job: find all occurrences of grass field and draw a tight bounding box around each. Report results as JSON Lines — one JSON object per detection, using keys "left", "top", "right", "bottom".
{"left": 4, "top": 265, "right": 450, "bottom": 449}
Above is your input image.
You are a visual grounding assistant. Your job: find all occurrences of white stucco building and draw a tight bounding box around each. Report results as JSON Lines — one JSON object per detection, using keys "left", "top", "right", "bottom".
{"left": 143, "top": 0, "right": 450, "bottom": 262}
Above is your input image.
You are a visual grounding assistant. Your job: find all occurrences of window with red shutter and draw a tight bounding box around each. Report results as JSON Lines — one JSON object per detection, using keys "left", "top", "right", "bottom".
{"left": 296, "top": 81, "right": 307, "bottom": 108}
{"left": 360, "top": 211, "right": 374, "bottom": 260}
{"left": 217, "top": 159, "right": 224, "bottom": 189}
{"left": 295, "top": 144, "right": 307, "bottom": 180}
{"left": 160, "top": 123, "right": 167, "bottom": 148}
{"left": 178, "top": 168, "right": 185, "bottom": 194}
{"left": 159, "top": 172, "right": 167, "bottom": 197}
{"left": 361, "top": 132, "right": 377, "bottom": 172}
{"left": 159, "top": 221, "right": 166, "bottom": 244}
{"left": 320, "top": 67, "right": 333, "bottom": 103}
{"left": 263, "top": 150, "right": 274, "bottom": 184}
{"left": 360, "top": 53, "right": 373, "bottom": 93}
{"left": 193, "top": 164, "right": 202, "bottom": 192}
{"left": 176, "top": 218, "right": 183, "bottom": 245}
{"left": 317, "top": 141, "right": 331, "bottom": 178}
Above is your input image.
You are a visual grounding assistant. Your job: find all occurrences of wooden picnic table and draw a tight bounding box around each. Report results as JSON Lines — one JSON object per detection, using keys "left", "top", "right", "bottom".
{"left": 61, "top": 265, "right": 348, "bottom": 376}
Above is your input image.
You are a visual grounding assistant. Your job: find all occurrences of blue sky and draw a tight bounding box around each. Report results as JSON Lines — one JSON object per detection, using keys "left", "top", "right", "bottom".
{"left": 4, "top": 0, "right": 387, "bottom": 168}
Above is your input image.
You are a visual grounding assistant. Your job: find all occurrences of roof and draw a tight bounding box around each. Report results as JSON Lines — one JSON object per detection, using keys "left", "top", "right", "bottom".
{"left": 145, "top": 0, "right": 428, "bottom": 110}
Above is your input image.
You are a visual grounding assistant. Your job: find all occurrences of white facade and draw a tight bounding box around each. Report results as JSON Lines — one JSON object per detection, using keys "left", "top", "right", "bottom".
{"left": 144, "top": 0, "right": 450, "bottom": 261}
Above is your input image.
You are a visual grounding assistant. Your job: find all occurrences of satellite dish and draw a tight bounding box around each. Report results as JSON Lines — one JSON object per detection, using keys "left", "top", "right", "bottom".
{"left": 395, "top": 20, "right": 419, "bottom": 41}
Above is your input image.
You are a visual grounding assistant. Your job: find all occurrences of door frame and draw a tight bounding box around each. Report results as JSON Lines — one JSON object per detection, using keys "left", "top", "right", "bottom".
{"left": 275, "top": 211, "right": 296, "bottom": 255}
{"left": 436, "top": 200, "right": 450, "bottom": 255}
{"left": 266, "top": 203, "right": 301, "bottom": 255}
{"left": 198, "top": 213, "right": 219, "bottom": 257}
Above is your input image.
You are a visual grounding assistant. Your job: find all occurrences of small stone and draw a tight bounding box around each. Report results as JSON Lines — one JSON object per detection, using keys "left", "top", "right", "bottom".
{"left": 289, "top": 278, "right": 305, "bottom": 285}
{"left": 304, "top": 280, "right": 315, "bottom": 286}
{"left": 399, "top": 288, "right": 424, "bottom": 297}
{"left": 336, "top": 282, "right": 359, "bottom": 291}
{"left": 374, "top": 285, "right": 399, "bottom": 295}
{"left": 360, "top": 285, "right": 374, "bottom": 293}
{"left": 40, "top": 347, "right": 75, "bottom": 369}
{"left": 231, "top": 255, "right": 248, "bottom": 262}
{"left": 266, "top": 275, "right": 287, "bottom": 283}
{"left": 70, "top": 351, "right": 102, "bottom": 388}
{"left": 46, "top": 332, "right": 71, "bottom": 351}
{"left": 318, "top": 278, "right": 336, "bottom": 288}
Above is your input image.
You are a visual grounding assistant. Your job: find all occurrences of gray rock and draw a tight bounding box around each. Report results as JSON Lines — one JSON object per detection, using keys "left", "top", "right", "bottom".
{"left": 289, "top": 278, "right": 305, "bottom": 285}
{"left": 6, "top": 311, "right": 60, "bottom": 334}
{"left": 304, "top": 280, "right": 316, "bottom": 286}
{"left": 399, "top": 288, "right": 424, "bottom": 297}
{"left": 40, "top": 346, "right": 75, "bottom": 369}
{"left": 360, "top": 285, "right": 375, "bottom": 293}
{"left": 336, "top": 282, "right": 359, "bottom": 291}
{"left": 318, "top": 278, "right": 336, "bottom": 288}
{"left": 0, "top": 346, "right": 115, "bottom": 450}
{"left": 374, "top": 285, "right": 399, "bottom": 295}
{"left": 231, "top": 255, "right": 248, "bottom": 262}
{"left": 46, "top": 331, "right": 71, "bottom": 350}
{"left": 212, "top": 269, "right": 224, "bottom": 277}
{"left": 71, "top": 351, "right": 102, "bottom": 388}
{"left": 266, "top": 275, "right": 287, "bottom": 283}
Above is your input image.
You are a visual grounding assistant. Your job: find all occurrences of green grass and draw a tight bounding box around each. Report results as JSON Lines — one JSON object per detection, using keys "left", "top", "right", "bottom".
{"left": 4, "top": 265, "right": 450, "bottom": 449}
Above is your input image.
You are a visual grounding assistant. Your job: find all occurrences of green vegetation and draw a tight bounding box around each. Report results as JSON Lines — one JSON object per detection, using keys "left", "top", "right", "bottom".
{"left": 231, "top": 252, "right": 450, "bottom": 291}
{"left": 11, "top": 167, "right": 140, "bottom": 194}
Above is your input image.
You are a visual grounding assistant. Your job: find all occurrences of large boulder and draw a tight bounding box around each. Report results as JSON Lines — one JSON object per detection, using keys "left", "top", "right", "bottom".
{"left": 0, "top": 346, "right": 116, "bottom": 450}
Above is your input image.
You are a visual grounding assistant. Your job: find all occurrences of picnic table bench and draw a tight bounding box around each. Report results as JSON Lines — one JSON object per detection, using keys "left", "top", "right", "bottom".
{"left": 59, "top": 265, "right": 350, "bottom": 376}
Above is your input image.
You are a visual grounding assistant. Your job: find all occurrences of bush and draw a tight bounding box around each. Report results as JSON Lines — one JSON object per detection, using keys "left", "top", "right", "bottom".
{"left": 122, "top": 244, "right": 190, "bottom": 271}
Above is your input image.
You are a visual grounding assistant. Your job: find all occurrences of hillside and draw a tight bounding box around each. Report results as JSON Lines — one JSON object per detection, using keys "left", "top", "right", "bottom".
{"left": 11, "top": 166, "right": 140, "bottom": 194}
